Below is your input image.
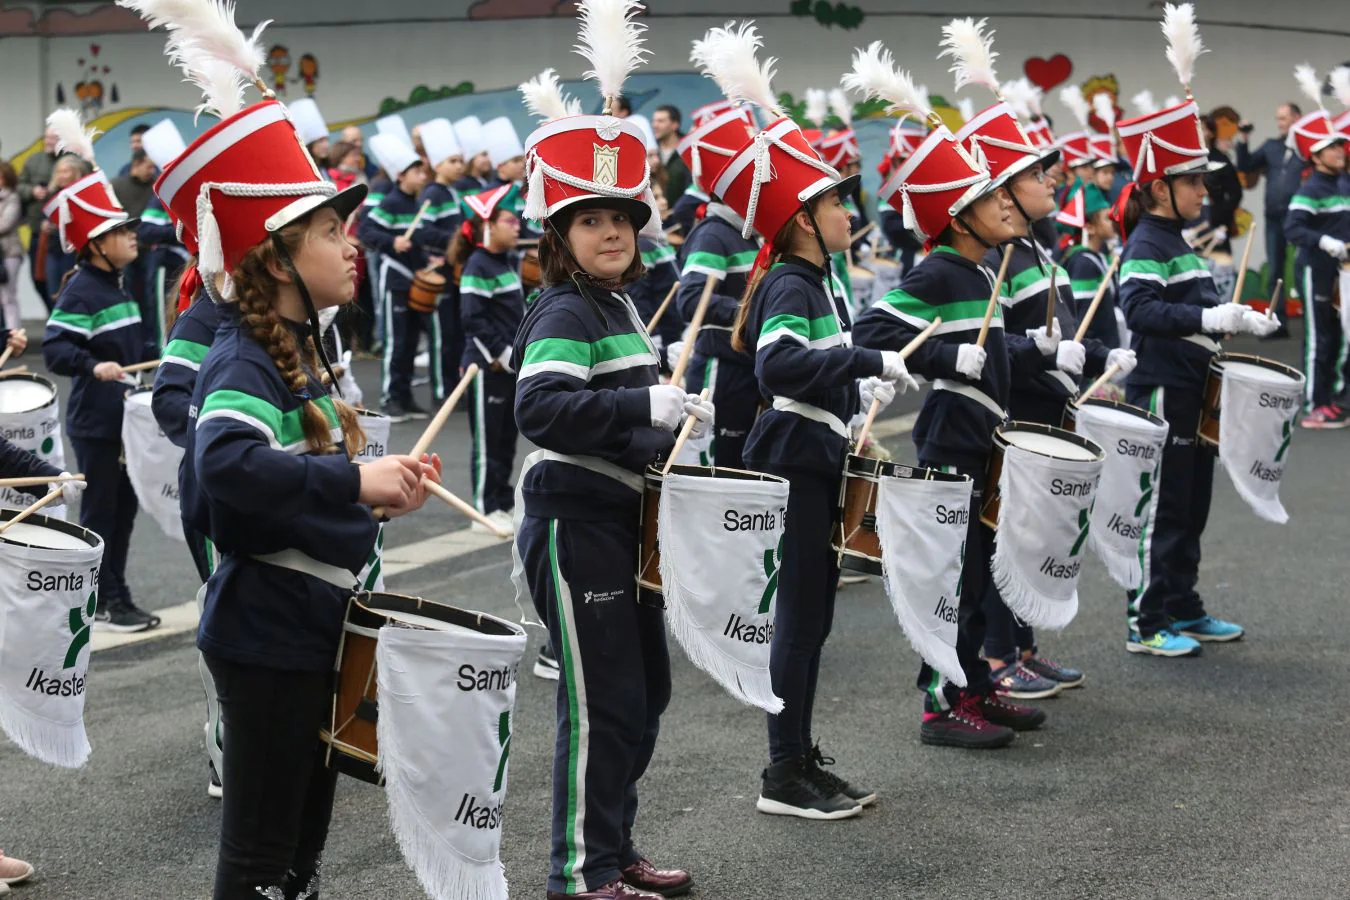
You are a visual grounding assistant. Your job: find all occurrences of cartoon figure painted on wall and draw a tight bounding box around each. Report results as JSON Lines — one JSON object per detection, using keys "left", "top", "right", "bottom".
{"left": 1080, "top": 74, "right": 1122, "bottom": 133}
{"left": 298, "top": 53, "right": 319, "bottom": 95}
{"left": 55, "top": 43, "right": 118, "bottom": 116}
{"left": 268, "top": 44, "right": 291, "bottom": 96}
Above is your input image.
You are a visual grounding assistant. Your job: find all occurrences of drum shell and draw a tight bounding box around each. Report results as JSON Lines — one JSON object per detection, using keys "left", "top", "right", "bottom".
{"left": 0, "top": 374, "right": 65, "bottom": 515}
{"left": 834, "top": 454, "right": 968, "bottom": 575}
{"left": 407, "top": 268, "right": 445, "bottom": 314}
{"left": 322, "top": 592, "right": 521, "bottom": 785}
{"left": 1196, "top": 352, "right": 1303, "bottom": 449}
{"left": 980, "top": 421, "right": 1105, "bottom": 530}
{"left": 521, "top": 249, "right": 542, "bottom": 291}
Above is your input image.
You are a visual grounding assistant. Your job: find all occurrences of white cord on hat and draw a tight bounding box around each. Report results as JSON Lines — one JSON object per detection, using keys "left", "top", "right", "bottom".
{"left": 741, "top": 129, "right": 840, "bottom": 240}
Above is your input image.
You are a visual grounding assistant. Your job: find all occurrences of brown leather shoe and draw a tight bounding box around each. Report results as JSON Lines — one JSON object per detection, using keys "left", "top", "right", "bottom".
{"left": 621, "top": 858, "right": 694, "bottom": 897}
{"left": 546, "top": 877, "right": 665, "bottom": 900}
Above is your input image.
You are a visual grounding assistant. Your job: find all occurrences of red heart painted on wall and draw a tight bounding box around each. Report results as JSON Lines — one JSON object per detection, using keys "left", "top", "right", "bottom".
{"left": 90, "top": 44, "right": 101, "bottom": 57}
{"left": 1024, "top": 54, "right": 1073, "bottom": 93}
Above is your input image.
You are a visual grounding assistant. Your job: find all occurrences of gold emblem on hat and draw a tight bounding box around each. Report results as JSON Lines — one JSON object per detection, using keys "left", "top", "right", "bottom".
{"left": 593, "top": 143, "right": 619, "bottom": 187}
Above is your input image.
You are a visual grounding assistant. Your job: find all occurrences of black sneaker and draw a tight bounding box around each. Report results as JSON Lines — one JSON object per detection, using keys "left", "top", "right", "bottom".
{"left": 533, "top": 645, "right": 560, "bottom": 681}
{"left": 756, "top": 756, "right": 861, "bottom": 820}
{"left": 403, "top": 398, "right": 430, "bottom": 420}
{"left": 100, "top": 601, "right": 159, "bottom": 633}
{"left": 807, "top": 743, "right": 876, "bottom": 807}
{"left": 382, "top": 399, "right": 413, "bottom": 424}
{"left": 974, "top": 692, "right": 1046, "bottom": 731}
{"left": 920, "top": 695, "right": 1015, "bottom": 749}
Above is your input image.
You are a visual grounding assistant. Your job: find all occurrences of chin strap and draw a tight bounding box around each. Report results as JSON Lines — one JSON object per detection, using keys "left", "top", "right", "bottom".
{"left": 270, "top": 234, "right": 341, "bottom": 398}
{"left": 801, "top": 202, "right": 840, "bottom": 309}
{"left": 953, "top": 211, "right": 996, "bottom": 251}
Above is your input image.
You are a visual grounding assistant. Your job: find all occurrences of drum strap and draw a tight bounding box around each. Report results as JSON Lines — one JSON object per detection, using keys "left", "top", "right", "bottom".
{"left": 379, "top": 256, "right": 416, "bottom": 287}
{"left": 1047, "top": 370, "right": 1078, "bottom": 393}
{"left": 771, "top": 397, "right": 849, "bottom": 439}
{"left": 932, "top": 380, "right": 1007, "bottom": 420}
{"left": 527, "top": 449, "right": 645, "bottom": 493}
{"left": 251, "top": 550, "right": 360, "bottom": 591}
{"left": 1183, "top": 333, "right": 1220, "bottom": 354}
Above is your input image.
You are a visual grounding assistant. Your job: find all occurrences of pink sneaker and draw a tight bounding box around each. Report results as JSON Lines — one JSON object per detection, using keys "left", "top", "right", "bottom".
{"left": 0, "top": 851, "right": 33, "bottom": 885}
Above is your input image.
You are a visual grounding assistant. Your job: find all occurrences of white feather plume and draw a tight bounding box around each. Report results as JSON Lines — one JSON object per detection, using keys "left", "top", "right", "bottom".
{"left": 46, "top": 108, "right": 99, "bottom": 165}
{"left": 520, "top": 69, "right": 581, "bottom": 123}
{"left": 1161, "top": 2, "right": 1206, "bottom": 88}
{"left": 689, "top": 21, "right": 782, "bottom": 117}
{"left": 957, "top": 97, "right": 976, "bottom": 124}
{"left": 573, "top": 0, "right": 649, "bottom": 104}
{"left": 1130, "top": 89, "right": 1159, "bottom": 116}
{"left": 803, "top": 88, "right": 828, "bottom": 126}
{"left": 1293, "top": 63, "right": 1325, "bottom": 111}
{"left": 1000, "top": 77, "right": 1032, "bottom": 119}
{"left": 828, "top": 88, "right": 852, "bottom": 127}
{"left": 841, "top": 42, "right": 932, "bottom": 125}
{"left": 1092, "top": 92, "right": 1116, "bottom": 132}
{"left": 1059, "top": 85, "right": 1091, "bottom": 128}
{"left": 1163, "top": 94, "right": 1182, "bottom": 109}
{"left": 938, "top": 17, "right": 1000, "bottom": 95}
{"left": 1331, "top": 67, "right": 1350, "bottom": 108}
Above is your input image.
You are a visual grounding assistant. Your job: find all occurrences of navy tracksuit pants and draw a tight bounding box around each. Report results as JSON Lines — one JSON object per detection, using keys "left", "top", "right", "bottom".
{"left": 918, "top": 458, "right": 996, "bottom": 711}
{"left": 438, "top": 285, "right": 465, "bottom": 404}
{"left": 1125, "top": 383, "right": 1211, "bottom": 637}
{"left": 468, "top": 369, "right": 518, "bottom": 515}
{"left": 71, "top": 437, "right": 138, "bottom": 609}
{"left": 685, "top": 353, "right": 758, "bottom": 470}
{"left": 519, "top": 513, "right": 671, "bottom": 896}
{"left": 1300, "top": 271, "right": 1349, "bottom": 411}
{"left": 382, "top": 288, "right": 443, "bottom": 406}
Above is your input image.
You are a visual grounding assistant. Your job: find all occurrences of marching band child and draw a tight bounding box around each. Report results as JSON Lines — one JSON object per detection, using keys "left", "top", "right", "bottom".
{"left": 451, "top": 184, "right": 524, "bottom": 535}
{"left": 416, "top": 118, "right": 470, "bottom": 420}
{"left": 627, "top": 234, "right": 683, "bottom": 372}
{"left": 1112, "top": 7, "right": 1278, "bottom": 657}
{"left": 1063, "top": 184, "right": 1121, "bottom": 348}
{"left": 513, "top": 19, "right": 709, "bottom": 894}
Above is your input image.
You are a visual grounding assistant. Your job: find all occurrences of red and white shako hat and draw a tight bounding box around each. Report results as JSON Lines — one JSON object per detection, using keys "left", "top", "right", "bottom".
{"left": 692, "top": 98, "right": 741, "bottom": 128}
{"left": 844, "top": 41, "right": 994, "bottom": 243}
{"left": 1331, "top": 66, "right": 1350, "bottom": 137}
{"left": 1056, "top": 85, "right": 1096, "bottom": 168}
{"left": 41, "top": 109, "right": 135, "bottom": 254}
{"left": 141, "top": 119, "right": 198, "bottom": 253}
{"left": 1116, "top": 3, "right": 1224, "bottom": 183}
{"left": 1287, "top": 65, "right": 1346, "bottom": 161}
{"left": 878, "top": 120, "right": 929, "bottom": 178}
{"left": 517, "top": 3, "right": 661, "bottom": 235}
{"left": 999, "top": 76, "right": 1059, "bottom": 168}
{"left": 817, "top": 88, "right": 860, "bottom": 169}
{"left": 676, "top": 105, "right": 757, "bottom": 194}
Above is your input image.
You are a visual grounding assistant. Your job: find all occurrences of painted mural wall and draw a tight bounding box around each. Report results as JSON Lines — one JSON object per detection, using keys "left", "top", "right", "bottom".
{"left": 1, "top": 0, "right": 1348, "bottom": 314}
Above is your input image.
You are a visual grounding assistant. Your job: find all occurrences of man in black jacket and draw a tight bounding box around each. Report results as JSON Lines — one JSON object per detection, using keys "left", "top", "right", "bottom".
{"left": 1236, "top": 102, "right": 1304, "bottom": 335}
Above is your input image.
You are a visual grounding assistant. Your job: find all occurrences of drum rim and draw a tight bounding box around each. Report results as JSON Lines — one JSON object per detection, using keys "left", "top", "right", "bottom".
{"left": 844, "top": 452, "right": 971, "bottom": 483}
{"left": 1070, "top": 397, "right": 1167, "bottom": 429}
{"left": 352, "top": 590, "right": 523, "bottom": 638}
{"left": 994, "top": 420, "right": 1105, "bottom": 461}
{"left": 354, "top": 408, "right": 391, "bottom": 420}
{"left": 0, "top": 508, "right": 102, "bottom": 550}
{"left": 1211, "top": 351, "right": 1302, "bottom": 381}
{"left": 645, "top": 463, "right": 789, "bottom": 486}
{"left": 124, "top": 386, "right": 154, "bottom": 404}
{"left": 0, "top": 372, "right": 59, "bottom": 410}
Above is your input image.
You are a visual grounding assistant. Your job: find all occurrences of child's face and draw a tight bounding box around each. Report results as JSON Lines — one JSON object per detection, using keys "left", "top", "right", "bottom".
{"left": 1086, "top": 209, "right": 1114, "bottom": 242}
{"left": 1093, "top": 167, "right": 1115, "bottom": 191}
{"left": 1006, "top": 164, "right": 1056, "bottom": 222}
{"left": 1158, "top": 173, "right": 1208, "bottom": 220}
{"left": 1314, "top": 142, "right": 1346, "bottom": 174}
{"left": 965, "top": 189, "right": 1017, "bottom": 244}
{"left": 291, "top": 209, "right": 359, "bottom": 308}
{"left": 488, "top": 212, "right": 521, "bottom": 251}
{"left": 398, "top": 163, "right": 429, "bottom": 195}
{"left": 808, "top": 189, "right": 854, "bottom": 255}
{"left": 566, "top": 207, "right": 635, "bottom": 282}
{"left": 436, "top": 155, "right": 466, "bottom": 183}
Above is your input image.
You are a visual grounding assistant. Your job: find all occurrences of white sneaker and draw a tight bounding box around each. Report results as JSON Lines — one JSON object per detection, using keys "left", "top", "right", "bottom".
{"left": 470, "top": 510, "right": 515, "bottom": 537}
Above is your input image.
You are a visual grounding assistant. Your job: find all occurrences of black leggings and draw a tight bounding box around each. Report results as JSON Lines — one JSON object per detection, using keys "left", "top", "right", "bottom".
{"left": 204, "top": 655, "right": 337, "bottom": 900}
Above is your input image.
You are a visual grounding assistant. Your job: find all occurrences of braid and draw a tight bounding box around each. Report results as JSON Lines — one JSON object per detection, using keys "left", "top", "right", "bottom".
{"left": 300, "top": 333, "right": 367, "bottom": 460}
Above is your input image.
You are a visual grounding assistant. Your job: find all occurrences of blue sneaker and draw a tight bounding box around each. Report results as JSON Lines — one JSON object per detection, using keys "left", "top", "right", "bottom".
{"left": 1171, "top": 615, "right": 1244, "bottom": 642}
{"left": 1126, "top": 629, "right": 1202, "bottom": 657}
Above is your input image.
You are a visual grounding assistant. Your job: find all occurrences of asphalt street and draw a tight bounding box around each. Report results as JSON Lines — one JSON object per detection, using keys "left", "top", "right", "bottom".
{"left": 2, "top": 325, "right": 1348, "bottom": 900}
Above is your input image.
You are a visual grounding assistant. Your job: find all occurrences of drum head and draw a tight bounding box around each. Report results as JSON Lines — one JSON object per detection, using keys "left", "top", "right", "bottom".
{"left": 997, "top": 422, "right": 1103, "bottom": 461}
{"left": 1217, "top": 356, "right": 1301, "bottom": 385}
{"left": 1074, "top": 398, "right": 1166, "bottom": 432}
{"left": 845, "top": 453, "right": 968, "bottom": 482}
{"left": 0, "top": 510, "right": 101, "bottom": 551}
{"left": 355, "top": 409, "right": 390, "bottom": 424}
{"left": 0, "top": 375, "right": 57, "bottom": 414}
{"left": 125, "top": 388, "right": 154, "bottom": 409}
{"left": 647, "top": 464, "right": 789, "bottom": 489}
{"left": 356, "top": 592, "right": 522, "bottom": 638}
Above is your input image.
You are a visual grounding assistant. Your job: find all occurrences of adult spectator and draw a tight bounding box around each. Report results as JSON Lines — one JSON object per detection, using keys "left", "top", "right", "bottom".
{"left": 42, "top": 157, "right": 85, "bottom": 303}
{"left": 652, "top": 104, "right": 690, "bottom": 203}
{"left": 342, "top": 124, "right": 378, "bottom": 180}
{"left": 0, "top": 161, "right": 23, "bottom": 329}
{"left": 612, "top": 95, "right": 633, "bottom": 118}
{"left": 1236, "top": 101, "right": 1304, "bottom": 334}
{"left": 111, "top": 150, "right": 157, "bottom": 218}
{"left": 119, "top": 123, "right": 151, "bottom": 176}
{"left": 17, "top": 127, "right": 61, "bottom": 309}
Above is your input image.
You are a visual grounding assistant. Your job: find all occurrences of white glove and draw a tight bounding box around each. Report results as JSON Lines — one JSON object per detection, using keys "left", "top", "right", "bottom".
{"left": 1106, "top": 348, "right": 1137, "bottom": 380}
{"left": 1319, "top": 235, "right": 1348, "bottom": 260}
{"left": 955, "top": 344, "right": 987, "bottom": 380}
{"left": 1056, "top": 340, "right": 1086, "bottom": 376}
{"left": 858, "top": 376, "right": 896, "bottom": 413}
{"left": 1027, "top": 319, "right": 1062, "bottom": 356}
{"left": 665, "top": 339, "right": 686, "bottom": 367}
{"left": 55, "top": 473, "right": 85, "bottom": 506}
{"left": 1200, "top": 302, "right": 1247, "bottom": 334}
{"left": 878, "top": 351, "right": 921, "bottom": 394}
{"left": 649, "top": 384, "right": 687, "bottom": 431}
{"left": 682, "top": 393, "right": 715, "bottom": 440}
{"left": 1241, "top": 308, "right": 1281, "bottom": 337}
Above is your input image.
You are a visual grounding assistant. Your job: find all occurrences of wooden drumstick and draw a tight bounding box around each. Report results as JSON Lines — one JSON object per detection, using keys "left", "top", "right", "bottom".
{"left": 1266, "top": 278, "right": 1283, "bottom": 321}
{"left": 121, "top": 359, "right": 162, "bottom": 374}
{"left": 403, "top": 201, "right": 432, "bottom": 241}
{"left": 645, "top": 281, "right": 680, "bottom": 333}
{"left": 669, "top": 276, "right": 720, "bottom": 387}
{"left": 977, "top": 246, "right": 1014, "bottom": 349}
{"left": 1230, "top": 218, "right": 1258, "bottom": 304}
{"left": 409, "top": 363, "right": 479, "bottom": 459}
{"left": 855, "top": 316, "right": 943, "bottom": 448}
{"left": 1073, "top": 256, "right": 1122, "bottom": 343}
{"left": 0, "top": 346, "right": 12, "bottom": 370}
{"left": 1045, "top": 261, "right": 1059, "bottom": 330}
{"left": 1073, "top": 363, "right": 1121, "bottom": 407}
{"left": 425, "top": 480, "right": 510, "bottom": 537}
{"left": 0, "top": 366, "right": 27, "bottom": 378}
{"left": 0, "top": 489, "right": 65, "bottom": 535}
{"left": 849, "top": 221, "right": 877, "bottom": 246}
{"left": 0, "top": 473, "right": 83, "bottom": 489}
{"left": 661, "top": 388, "right": 711, "bottom": 477}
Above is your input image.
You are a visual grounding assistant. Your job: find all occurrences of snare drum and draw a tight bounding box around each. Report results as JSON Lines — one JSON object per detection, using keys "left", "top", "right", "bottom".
{"left": 322, "top": 592, "right": 522, "bottom": 784}
{"left": 1197, "top": 353, "right": 1303, "bottom": 448}
{"left": 981, "top": 422, "right": 1104, "bottom": 529}
{"left": 521, "top": 249, "right": 542, "bottom": 291}
{"left": 0, "top": 508, "right": 101, "bottom": 552}
{"left": 1062, "top": 397, "right": 1166, "bottom": 435}
{"left": 847, "top": 266, "right": 874, "bottom": 309}
{"left": 0, "top": 374, "right": 65, "bottom": 513}
{"left": 408, "top": 268, "right": 445, "bottom": 314}
{"left": 834, "top": 454, "right": 969, "bottom": 575}
{"left": 638, "top": 464, "right": 787, "bottom": 592}
{"left": 863, "top": 257, "right": 903, "bottom": 304}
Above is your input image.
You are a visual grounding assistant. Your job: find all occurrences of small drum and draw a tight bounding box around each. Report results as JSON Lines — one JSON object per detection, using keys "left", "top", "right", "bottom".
{"left": 0, "top": 374, "right": 65, "bottom": 513}
{"left": 834, "top": 454, "right": 969, "bottom": 575}
{"left": 846, "top": 265, "right": 874, "bottom": 309}
{"left": 407, "top": 268, "right": 445, "bottom": 314}
{"left": 1197, "top": 352, "right": 1303, "bottom": 449}
{"left": 0, "top": 508, "right": 101, "bottom": 552}
{"left": 981, "top": 422, "right": 1104, "bottom": 529}
{"left": 863, "top": 256, "right": 903, "bottom": 304}
{"left": 322, "top": 591, "right": 522, "bottom": 784}
{"left": 521, "top": 248, "right": 542, "bottom": 291}
{"left": 1062, "top": 397, "right": 1165, "bottom": 435}
{"left": 638, "top": 464, "right": 787, "bottom": 592}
